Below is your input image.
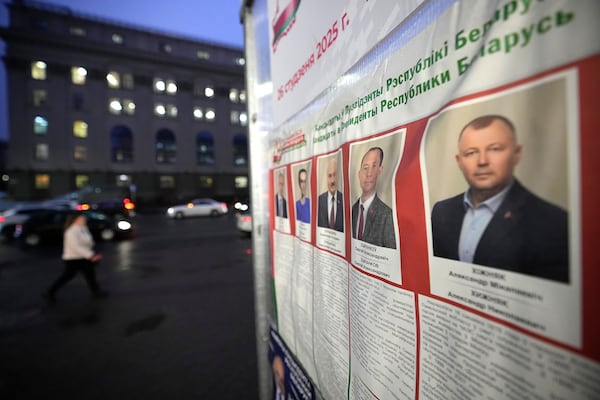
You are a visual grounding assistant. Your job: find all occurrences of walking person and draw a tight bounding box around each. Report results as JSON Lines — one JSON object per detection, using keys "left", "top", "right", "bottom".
{"left": 43, "top": 213, "right": 107, "bottom": 304}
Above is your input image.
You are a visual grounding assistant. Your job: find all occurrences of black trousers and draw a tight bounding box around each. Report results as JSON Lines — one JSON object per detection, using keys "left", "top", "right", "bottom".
{"left": 48, "top": 258, "right": 101, "bottom": 295}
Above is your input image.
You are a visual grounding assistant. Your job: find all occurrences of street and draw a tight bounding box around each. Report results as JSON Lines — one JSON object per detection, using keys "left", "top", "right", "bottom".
{"left": 0, "top": 212, "right": 259, "bottom": 399}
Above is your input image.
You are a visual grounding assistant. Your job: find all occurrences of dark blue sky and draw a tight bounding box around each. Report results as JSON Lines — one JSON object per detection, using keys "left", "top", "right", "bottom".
{"left": 0, "top": 0, "right": 245, "bottom": 140}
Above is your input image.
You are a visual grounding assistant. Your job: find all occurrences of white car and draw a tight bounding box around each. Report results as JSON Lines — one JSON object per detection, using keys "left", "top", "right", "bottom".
{"left": 166, "top": 198, "right": 228, "bottom": 219}
{"left": 236, "top": 210, "right": 252, "bottom": 236}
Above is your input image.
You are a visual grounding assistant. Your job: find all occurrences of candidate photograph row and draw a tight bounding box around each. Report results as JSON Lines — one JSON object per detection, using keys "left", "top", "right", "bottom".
{"left": 273, "top": 74, "right": 574, "bottom": 285}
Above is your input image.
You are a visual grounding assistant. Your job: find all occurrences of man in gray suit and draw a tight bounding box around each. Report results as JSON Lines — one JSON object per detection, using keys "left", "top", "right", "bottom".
{"left": 351, "top": 147, "right": 396, "bottom": 249}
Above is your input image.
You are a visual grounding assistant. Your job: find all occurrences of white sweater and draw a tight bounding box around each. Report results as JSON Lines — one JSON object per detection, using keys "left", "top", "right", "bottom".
{"left": 62, "top": 224, "right": 95, "bottom": 260}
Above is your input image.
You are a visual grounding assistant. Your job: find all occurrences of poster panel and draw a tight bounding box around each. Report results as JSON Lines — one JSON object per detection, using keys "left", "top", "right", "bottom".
{"left": 269, "top": 327, "right": 316, "bottom": 400}
{"left": 266, "top": 0, "right": 424, "bottom": 126}
{"left": 266, "top": 1, "right": 600, "bottom": 399}
{"left": 422, "top": 72, "right": 581, "bottom": 347}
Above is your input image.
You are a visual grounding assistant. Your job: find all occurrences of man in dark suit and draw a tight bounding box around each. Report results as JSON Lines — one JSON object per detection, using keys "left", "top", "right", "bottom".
{"left": 431, "top": 115, "right": 569, "bottom": 283}
{"left": 275, "top": 170, "right": 288, "bottom": 218}
{"left": 318, "top": 157, "right": 344, "bottom": 231}
{"left": 351, "top": 147, "right": 396, "bottom": 249}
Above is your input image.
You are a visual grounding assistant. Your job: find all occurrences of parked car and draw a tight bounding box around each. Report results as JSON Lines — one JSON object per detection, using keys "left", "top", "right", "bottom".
{"left": 0, "top": 205, "right": 66, "bottom": 242}
{"left": 166, "top": 198, "right": 228, "bottom": 219}
{"left": 236, "top": 209, "right": 252, "bottom": 237}
{"left": 13, "top": 209, "right": 134, "bottom": 247}
{"left": 53, "top": 186, "right": 136, "bottom": 217}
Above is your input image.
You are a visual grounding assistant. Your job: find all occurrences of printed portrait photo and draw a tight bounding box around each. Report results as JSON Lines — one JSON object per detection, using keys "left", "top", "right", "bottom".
{"left": 422, "top": 72, "right": 582, "bottom": 347}
{"left": 424, "top": 76, "right": 573, "bottom": 284}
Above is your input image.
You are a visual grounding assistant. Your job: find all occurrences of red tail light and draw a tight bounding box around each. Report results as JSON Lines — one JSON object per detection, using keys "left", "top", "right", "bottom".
{"left": 123, "top": 198, "right": 135, "bottom": 210}
{"left": 0, "top": 216, "right": 5, "bottom": 223}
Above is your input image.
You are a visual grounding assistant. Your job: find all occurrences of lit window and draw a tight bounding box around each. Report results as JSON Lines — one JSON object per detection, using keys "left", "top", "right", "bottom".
{"left": 73, "top": 120, "right": 88, "bottom": 138}
{"left": 116, "top": 174, "right": 131, "bottom": 186}
{"left": 154, "top": 104, "right": 176, "bottom": 118}
{"left": 75, "top": 174, "right": 89, "bottom": 188}
{"left": 235, "top": 57, "right": 246, "bottom": 66}
{"left": 159, "top": 175, "right": 175, "bottom": 188}
{"left": 166, "top": 105, "right": 178, "bottom": 118}
{"left": 193, "top": 107, "right": 204, "bottom": 120}
{"left": 31, "top": 61, "right": 47, "bottom": 80}
{"left": 35, "top": 174, "right": 50, "bottom": 189}
{"left": 205, "top": 109, "right": 216, "bottom": 121}
{"left": 122, "top": 73, "right": 134, "bottom": 89}
{"left": 70, "top": 26, "right": 86, "bottom": 36}
{"left": 71, "top": 66, "right": 87, "bottom": 85}
{"left": 35, "top": 143, "right": 49, "bottom": 160}
{"left": 204, "top": 87, "right": 215, "bottom": 98}
{"left": 107, "top": 71, "right": 120, "bottom": 88}
{"left": 230, "top": 110, "right": 240, "bottom": 124}
{"left": 160, "top": 42, "right": 172, "bottom": 53}
{"left": 235, "top": 176, "right": 248, "bottom": 189}
{"left": 34, "top": 116, "right": 48, "bottom": 135}
{"left": 122, "top": 99, "right": 136, "bottom": 115}
{"left": 154, "top": 78, "right": 166, "bottom": 93}
{"left": 154, "top": 103, "right": 166, "bottom": 116}
{"left": 229, "top": 89, "right": 239, "bottom": 103}
{"left": 73, "top": 145, "right": 87, "bottom": 161}
{"left": 166, "top": 81, "right": 177, "bottom": 94}
{"left": 112, "top": 33, "right": 124, "bottom": 44}
{"left": 199, "top": 175, "right": 213, "bottom": 188}
{"left": 239, "top": 112, "right": 248, "bottom": 126}
{"left": 197, "top": 50, "right": 210, "bottom": 60}
{"left": 109, "top": 98, "right": 123, "bottom": 114}
{"left": 155, "top": 78, "right": 177, "bottom": 94}
{"left": 33, "top": 89, "right": 47, "bottom": 107}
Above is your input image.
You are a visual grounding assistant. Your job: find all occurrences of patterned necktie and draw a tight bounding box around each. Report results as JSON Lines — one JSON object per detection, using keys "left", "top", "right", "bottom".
{"left": 357, "top": 204, "right": 364, "bottom": 240}
{"left": 329, "top": 196, "right": 335, "bottom": 228}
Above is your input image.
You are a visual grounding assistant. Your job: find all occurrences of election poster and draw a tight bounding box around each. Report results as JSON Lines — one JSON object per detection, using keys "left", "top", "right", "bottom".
{"left": 261, "top": 1, "right": 600, "bottom": 399}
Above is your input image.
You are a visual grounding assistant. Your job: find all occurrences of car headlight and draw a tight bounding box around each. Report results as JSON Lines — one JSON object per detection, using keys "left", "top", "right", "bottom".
{"left": 117, "top": 220, "right": 132, "bottom": 231}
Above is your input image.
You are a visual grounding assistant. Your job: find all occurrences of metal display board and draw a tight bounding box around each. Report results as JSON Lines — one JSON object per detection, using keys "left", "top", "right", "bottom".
{"left": 241, "top": 1, "right": 600, "bottom": 399}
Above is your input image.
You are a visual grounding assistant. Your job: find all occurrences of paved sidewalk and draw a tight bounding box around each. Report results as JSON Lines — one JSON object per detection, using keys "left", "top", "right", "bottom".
{"left": 0, "top": 214, "right": 259, "bottom": 399}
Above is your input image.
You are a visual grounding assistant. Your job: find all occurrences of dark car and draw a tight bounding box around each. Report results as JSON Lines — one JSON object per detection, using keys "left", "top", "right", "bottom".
{"left": 54, "top": 186, "right": 136, "bottom": 217}
{"left": 13, "top": 209, "right": 134, "bottom": 247}
{"left": 0, "top": 205, "right": 66, "bottom": 242}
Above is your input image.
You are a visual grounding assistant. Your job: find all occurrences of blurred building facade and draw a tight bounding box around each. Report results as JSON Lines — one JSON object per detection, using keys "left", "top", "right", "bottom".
{"left": 0, "top": 1, "right": 248, "bottom": 206}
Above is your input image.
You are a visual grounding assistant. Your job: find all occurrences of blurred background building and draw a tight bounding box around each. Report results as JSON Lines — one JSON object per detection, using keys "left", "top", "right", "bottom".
{"left": 0, "top": 0, "right": 248, "bottom": 206}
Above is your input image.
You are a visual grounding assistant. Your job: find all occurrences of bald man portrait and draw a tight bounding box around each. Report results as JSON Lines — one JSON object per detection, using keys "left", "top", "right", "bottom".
{"left": 317, "top": 157, "right": 344, "bottom": 232}
{"left": 431, "top": 115, "right": 569, "bottom": 283}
